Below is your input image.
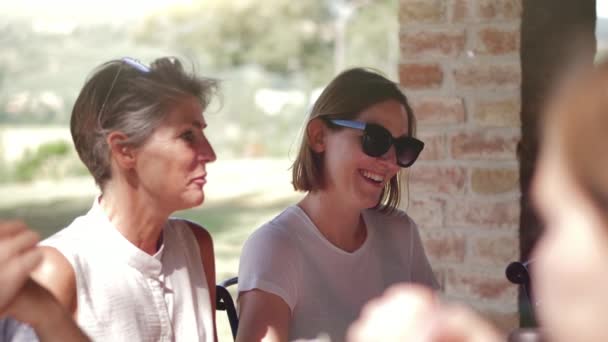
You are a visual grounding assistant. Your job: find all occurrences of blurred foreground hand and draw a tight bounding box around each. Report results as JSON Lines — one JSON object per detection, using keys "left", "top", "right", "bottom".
{"left": 347, "top": 284, "right": 502, "bottom": 342}
{"left": 0, "top": 220, "right": 43, "bottom": 316}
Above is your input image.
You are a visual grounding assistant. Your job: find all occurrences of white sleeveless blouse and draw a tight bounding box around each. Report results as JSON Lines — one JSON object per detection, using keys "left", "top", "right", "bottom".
{"left": 41, "top": 198, "right": 214, "bottom": 342}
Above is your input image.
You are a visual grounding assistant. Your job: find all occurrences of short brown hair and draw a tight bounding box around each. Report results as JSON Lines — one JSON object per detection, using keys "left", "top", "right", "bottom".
{"left": 71, "top": 57, "right": 218, "bottom": 189}
{"left": 291, "top": 68, "right": 417, "bottom": 212}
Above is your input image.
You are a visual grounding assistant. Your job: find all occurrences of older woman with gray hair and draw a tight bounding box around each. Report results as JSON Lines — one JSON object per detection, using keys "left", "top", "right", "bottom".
{"left": 29, "top": 56, "right": 219, "bottom": 341}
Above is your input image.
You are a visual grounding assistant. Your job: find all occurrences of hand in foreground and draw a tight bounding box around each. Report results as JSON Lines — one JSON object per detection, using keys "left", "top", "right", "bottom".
{"left": 347, "top": 284, "right": 502, "bottom": 342}
{"left": 0, "top": 220, "right": 90, "bottom": 341}
{"left": 0, "top": 220, "right": 43, "bottom": 316}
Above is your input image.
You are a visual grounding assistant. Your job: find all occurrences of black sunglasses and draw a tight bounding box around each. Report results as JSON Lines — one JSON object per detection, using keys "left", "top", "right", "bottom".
{"left": 324, "top": 118, "right": 424, "bottom": 168}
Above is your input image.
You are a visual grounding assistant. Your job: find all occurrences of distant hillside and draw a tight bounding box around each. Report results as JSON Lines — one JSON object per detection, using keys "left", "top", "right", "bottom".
{"left": 0, "top": 18, "right": 174, "bottom": 124}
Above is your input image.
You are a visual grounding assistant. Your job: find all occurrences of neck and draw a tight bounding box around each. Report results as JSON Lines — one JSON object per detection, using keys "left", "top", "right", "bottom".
{"left": 100, "top": 179, "right": 169, "bottom": 255}
{"left": 298, "top": 191, "right": 367, "bottom": 252}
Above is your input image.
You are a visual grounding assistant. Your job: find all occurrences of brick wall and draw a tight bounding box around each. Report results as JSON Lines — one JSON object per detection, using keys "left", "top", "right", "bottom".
{"left": 399, "top": 0, "right": 522, "bottom": 332}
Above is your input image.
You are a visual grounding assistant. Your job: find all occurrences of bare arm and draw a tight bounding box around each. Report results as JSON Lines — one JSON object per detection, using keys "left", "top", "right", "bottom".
{"left": 7, "top": 279, "right": 90, "bottom": 342}
{"left": 0, "top": 220, "right": 87, "bottom": 341}
{"left": 236, "top": 290, "right": 290, "bottom": 342}
{"left": 30, "top": 246, "right": 78, "bottom": 316}
{"left": 0, "top": 220, "right": 42, "bottom": 313}
{"left": 188, "top": 222, "right": 218, "bottom": 342}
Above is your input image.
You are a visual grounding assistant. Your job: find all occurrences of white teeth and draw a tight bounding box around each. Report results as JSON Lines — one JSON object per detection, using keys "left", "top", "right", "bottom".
{"left": 362, "top": 170, "right": 384, "bottom": 183}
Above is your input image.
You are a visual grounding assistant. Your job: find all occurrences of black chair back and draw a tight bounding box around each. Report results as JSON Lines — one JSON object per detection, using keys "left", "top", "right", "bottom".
{"left": 216, "top": 276, "right": 239, "bottom": 340}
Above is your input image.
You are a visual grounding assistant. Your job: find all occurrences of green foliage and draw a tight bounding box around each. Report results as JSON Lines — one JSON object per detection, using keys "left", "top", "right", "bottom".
{"left": 11, "top": 140, "right": 86, "bottom": 182}
{"left": 135, "top": 0, "right": 397, "bottom": 82}
{"left": 0, "top": 0, "right": 399, "bottom": 161}
{"left": 136, "top": 1, "right": 334, "bottom": 77}
{"left": 0, "top": 18, "right": 174, "bottom": 125}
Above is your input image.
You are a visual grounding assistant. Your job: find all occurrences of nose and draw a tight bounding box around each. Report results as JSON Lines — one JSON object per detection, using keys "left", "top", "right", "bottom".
{"left": 379, "top": 144, "right": 399, "bottom": 169}
{"left": 198, "top": 136, "right": 216, "bottom": 163}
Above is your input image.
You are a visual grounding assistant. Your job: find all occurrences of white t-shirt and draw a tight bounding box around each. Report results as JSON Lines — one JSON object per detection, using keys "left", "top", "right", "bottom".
{"left": 238, "top": 205, "right": 438, "bottom": 342}
{"left": 41, "top": 198, "right": 214, "bottom": 342}
{"left": 0, "top": 318, "right": 38, "bottom": 342}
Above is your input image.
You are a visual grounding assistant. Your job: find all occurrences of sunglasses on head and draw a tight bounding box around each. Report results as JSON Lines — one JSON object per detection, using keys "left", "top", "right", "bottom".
{"left": 99, "top": 57, "right": 151, "bottom": 118}
{"left": 324, "top": 118, "right": 424, "bottom": 168}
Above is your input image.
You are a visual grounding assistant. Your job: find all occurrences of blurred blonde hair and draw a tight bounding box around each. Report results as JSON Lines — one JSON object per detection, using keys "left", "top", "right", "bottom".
{"left": 543, "top": 60, "right": 608, "bottom": 215}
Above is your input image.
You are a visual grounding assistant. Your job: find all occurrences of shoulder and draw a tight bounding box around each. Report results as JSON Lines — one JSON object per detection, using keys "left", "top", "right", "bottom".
{"left": 172, "top": 218, "right": 215, "bottom": 278}
{"left": 239, "top": 208, "right": 305, "bottom": 272}
{"left": 41, "top": 209, "right": 97, "bottom": 252}
{"left": 31, "top": 246, "right": 77, "bottom": 314}
{"left": 245, "top": 206, "right": 304, "bottom": 246}
{"left": 170, "top": 218, "right": 214, "bottom": 263}
{"left": 243, "top": 220, "right": 297, "bottom": 256}
{"left": 179, "top": 219, "right": 213, "bottom": 249}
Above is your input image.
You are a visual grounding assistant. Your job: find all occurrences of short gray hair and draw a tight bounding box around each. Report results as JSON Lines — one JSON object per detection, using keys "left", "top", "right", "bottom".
{"left": 70, "top": 57, "right": 218, "bottom": 189}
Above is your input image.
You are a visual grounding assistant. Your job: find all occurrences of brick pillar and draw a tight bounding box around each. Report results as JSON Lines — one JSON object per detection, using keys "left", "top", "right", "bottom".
{"left": 399, "top": 0, "right": 522, "bottom": 332}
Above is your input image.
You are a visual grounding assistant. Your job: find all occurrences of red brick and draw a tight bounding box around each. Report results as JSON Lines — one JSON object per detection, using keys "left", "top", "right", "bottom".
{"left": 471, "top": 167, "right": 519, "bottom": 194}
{"left": 446, "top": 198, "right": 519, "bottom": 229}
{"left": 399, "top": 0, "right": 447, "bottom": 24}
{"left": 473, "top": 97, "right": 521, "bottom": 127}
{"left": 444, "top": 268, "right": 517, "bottom": 302}
{"left": 419, "top": 229, "right": 466, "bottom": 263}
{"left": 400, "top": 29, "right": 466, "bottom": 58}
{"left": 407, "top": 196, "right": 445, "bottom": 228}
{"left": 451, "top": 0, "right": 469, "bottom": 23}
{"left": 475, "top": 27, "right": 520, "bottom": 55}
{"left": 399, "top": 63, "right": 444, "bottom": 89}
{"left": 411, "top": 97, "right": 465, "bottom": 125}
{"left": 450, "top": 130, "right": 520, "bottom": 160}
{"left": 470, "top": 233, "right": 519, "bottom": 266}
{"left": 409, "top": 165, "right": 466, "bottom": 195}
{"left": 431, "top": 267, "right": 447, "bottom": 290}
{"left": 453, "top": 63, "right": 521, "bottom": 89}
{"left": 417, "top": 130, "right": 446, "bottom": 161}
{"left": 478, "top": 0, "right": 522, "bottom": 21}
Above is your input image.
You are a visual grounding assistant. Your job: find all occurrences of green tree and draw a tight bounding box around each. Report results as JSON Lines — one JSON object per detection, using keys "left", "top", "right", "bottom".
{"left": 136, "top": 0, "right": 397, "bottom": 82}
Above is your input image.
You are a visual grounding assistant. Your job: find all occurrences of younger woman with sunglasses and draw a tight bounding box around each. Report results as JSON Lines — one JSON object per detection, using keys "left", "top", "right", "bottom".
{"left": 237, "top": 68, "right": 438, "bottom": 342}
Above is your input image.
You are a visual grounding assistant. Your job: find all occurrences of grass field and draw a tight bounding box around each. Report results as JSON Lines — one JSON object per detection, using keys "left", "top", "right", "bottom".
{"left": 0, "top": 158, "right": 302, "bottom": 341}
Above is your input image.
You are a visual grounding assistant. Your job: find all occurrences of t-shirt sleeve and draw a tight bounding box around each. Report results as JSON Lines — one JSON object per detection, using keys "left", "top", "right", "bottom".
{"left": 0, "top": 318, "right": 39, "bottom": 342}
{"left": 408, "top": 218, "right": 440, "bottom": 290}
{"left": 237, "top": 225, "right": 300, "bottom": 312}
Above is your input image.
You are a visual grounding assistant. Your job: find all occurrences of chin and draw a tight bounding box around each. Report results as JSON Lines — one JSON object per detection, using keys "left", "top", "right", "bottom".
{"left": 360, "top": 192, "right": 383, "bottom": 210}
{"left": 357, "top": 198, "right": 380, "bottom": 210}
{"left": 179, "top": 191, "right": 205, "bottom": 210}
{"left": 191, "top": 193, "right": 205, "bottom": 207}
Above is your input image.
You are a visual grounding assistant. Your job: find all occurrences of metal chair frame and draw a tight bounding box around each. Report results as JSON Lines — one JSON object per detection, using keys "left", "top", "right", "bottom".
{"left": 216, "top": 276, "right": 239, "bottom": 340}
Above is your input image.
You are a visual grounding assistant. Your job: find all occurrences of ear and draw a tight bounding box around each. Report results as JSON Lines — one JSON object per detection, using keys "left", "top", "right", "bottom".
{"left": 307, "top": 118, "right": 327, "bottom": 153}
{"left": 106, "top": 131, "right": 136, "bottom": 169}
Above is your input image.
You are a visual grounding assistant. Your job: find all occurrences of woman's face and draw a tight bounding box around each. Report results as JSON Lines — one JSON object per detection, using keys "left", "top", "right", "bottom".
{"left": 321, "top": 99, "right": 406, "bottom": 209}
{"left": 133, "top": 96, "right": 216, "bottom": 213}
{"left": 531, "top": 144, "right": 608, "bottom": 342}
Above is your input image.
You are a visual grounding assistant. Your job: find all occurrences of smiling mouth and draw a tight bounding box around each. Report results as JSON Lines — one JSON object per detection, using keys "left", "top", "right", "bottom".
{"left": 360, "top": 170, "right": 384, "bottom": 185}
